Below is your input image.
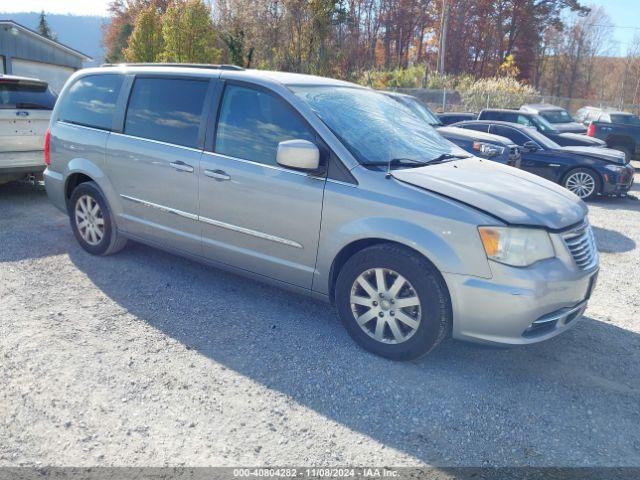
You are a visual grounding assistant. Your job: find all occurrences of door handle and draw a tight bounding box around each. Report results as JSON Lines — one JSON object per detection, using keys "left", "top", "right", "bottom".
{"left": 204, "top": 169, "right": 231, "bottom": 181}
{"left": 169, "top": 161, "right": 194, "bottom": 173}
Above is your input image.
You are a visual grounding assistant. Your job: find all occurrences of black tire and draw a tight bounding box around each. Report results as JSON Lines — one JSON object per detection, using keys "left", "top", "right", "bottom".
{"left": 335, "top": 244, "right": 452, "bottom": 360}
{"left": 67, "top": 181, "right": 127, "bottom": 255}
{"left": 562, "top": 167, "right": 601, "bottom": 201}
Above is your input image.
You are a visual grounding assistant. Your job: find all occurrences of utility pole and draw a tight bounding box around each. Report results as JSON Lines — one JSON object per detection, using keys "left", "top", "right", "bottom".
{"left": 437, "top": 0, "right": 448, "bottom": 76}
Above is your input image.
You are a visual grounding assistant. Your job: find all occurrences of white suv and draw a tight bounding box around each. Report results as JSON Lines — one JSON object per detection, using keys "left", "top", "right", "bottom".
{"left": 0, "top": 75, "right": 56, "bottom": 184}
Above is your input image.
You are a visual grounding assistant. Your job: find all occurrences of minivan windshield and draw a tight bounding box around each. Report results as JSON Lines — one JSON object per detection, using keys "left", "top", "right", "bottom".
{"left": 292, "top": 86, "right": 464, "bottom": 165}
{"left": 394, "top": 95, "right": 442, "bottom": 126}
{"left": 0, "top": 81, "right": 57, "bottom": 110}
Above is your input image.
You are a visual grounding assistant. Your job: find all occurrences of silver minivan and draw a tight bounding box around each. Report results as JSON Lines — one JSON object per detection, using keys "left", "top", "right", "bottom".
{"left": 44, "top": 65, "right": 599, "bottom": 360}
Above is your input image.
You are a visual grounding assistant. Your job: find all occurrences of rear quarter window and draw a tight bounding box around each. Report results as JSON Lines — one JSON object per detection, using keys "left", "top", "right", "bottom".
{"left": 58, "top": 74, "right": 124, "bottom": 130}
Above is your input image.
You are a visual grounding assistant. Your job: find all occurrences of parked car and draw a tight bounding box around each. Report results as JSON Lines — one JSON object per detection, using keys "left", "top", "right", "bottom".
{"left": 575, "top": 106, "right": 640, "bottom": 160}
{"left": 45, "top": 65, "right": 598, "bottom": 360}
{"left": 0, "top": 75, "right": 57, "bottom": 184}
{"left": 453, "top": 120, "right": 634, "bottom": 199}
{"left": 438, "top": 112, "right": 477, "bottom": 125}
{"left": 478, "top": 108, "right": 605, "bottom": 147}
{"left": 520, "top": 103, "right": 587, "bottom": 134}
{"left": 382, "top": 92, "right": 520, "bottom": 167}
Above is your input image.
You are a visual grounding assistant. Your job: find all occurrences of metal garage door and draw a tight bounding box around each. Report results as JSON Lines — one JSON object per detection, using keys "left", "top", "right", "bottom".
{"left": 11, "top": 59, "right": 75, "bottom": 94}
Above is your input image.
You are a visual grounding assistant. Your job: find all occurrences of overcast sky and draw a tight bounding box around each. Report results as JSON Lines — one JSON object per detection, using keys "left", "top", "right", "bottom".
{"left": 1, "top": 0, "right": 638, "bottom": 54}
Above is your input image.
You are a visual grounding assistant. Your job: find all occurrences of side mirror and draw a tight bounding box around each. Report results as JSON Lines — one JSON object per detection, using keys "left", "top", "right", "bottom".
{"left": 523, "top": 141, "right": 540, "bottom": 152}
{"left": 276, "top": 139, "right": 320, "bottom": 171}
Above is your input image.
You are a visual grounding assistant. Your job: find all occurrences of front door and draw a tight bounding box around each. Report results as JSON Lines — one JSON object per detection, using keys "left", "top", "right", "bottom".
{"left": 198, "top": 83, "right": 326, "bottom": 288}
{"left": 106, "top": 76, "right": 211, "bottom": 254}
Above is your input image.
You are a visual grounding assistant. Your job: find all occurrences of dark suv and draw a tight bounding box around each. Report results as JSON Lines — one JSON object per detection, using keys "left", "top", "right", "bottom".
{"left": 478, "top": 109, "right": 604, "bottom": 148}
{"left": 575, "top": 107, "right": 640, "bottom": 160}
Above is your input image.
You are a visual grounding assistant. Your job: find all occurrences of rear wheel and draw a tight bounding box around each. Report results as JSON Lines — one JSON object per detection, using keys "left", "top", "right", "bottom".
{"left": 563, "top": 168, "right": 600, "bottom": 200}
{"left": 68, "top": 181, "right": 127, "bottom": 255}
{"left": 335, "top": 244, "right": 451, "bottom": 360}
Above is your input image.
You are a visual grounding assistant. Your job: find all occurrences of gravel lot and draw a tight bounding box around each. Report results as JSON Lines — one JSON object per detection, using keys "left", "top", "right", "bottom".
{"left": 1, "top": 176, "right": 639, "bottom": 468}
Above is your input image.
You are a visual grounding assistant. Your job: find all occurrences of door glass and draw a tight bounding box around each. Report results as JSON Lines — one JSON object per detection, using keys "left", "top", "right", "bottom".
{"left": 491, "top": 126, "right": 529, "bottom": 145}
{"left": 215, "top": 84, "right": 315, "bottom": 166}
{"left": 125, "top": 77, "right": 208, "bottom": 148}
{"left": 516, "top": 115, "right": 533, "bottom": 126}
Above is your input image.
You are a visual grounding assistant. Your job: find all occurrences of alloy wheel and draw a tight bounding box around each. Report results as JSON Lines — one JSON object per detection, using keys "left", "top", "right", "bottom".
{"left": 75, "top": 194, "right": 105, "bottom": 246}
{"left": 350, "top": 268, "right": 422, "bottom": 344}
{"left": 565, "top": 172, "right": 596, "bottom": 199}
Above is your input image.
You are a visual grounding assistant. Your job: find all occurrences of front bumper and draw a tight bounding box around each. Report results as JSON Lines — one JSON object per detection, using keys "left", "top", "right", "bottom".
{"left": 602, "top": 165, "right": 635, "bottom": 195}
{"left": 443, "top": 228, "right": 599, "bottom": 345}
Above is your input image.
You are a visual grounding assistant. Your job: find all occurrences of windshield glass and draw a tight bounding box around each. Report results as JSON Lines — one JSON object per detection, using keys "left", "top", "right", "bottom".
{"left": 292, "top": 86, "right": 463, "bottom": 165}
{"left": 540, "top": 109, "right": 573, "bottom": 124}
{"left": 530, "top": 114, "right": 558, "bottom": 133}
{"left": 395, "top": 95, "right": 442, "bottom": 126}
{"left": 610, "top": 114, "right": 640, "bottom": 126}
{"left": 523, "top": 126, "right": 560, "bottom": 149}
{"left": 0, "top": 81, "right": 57, "bottom": 110}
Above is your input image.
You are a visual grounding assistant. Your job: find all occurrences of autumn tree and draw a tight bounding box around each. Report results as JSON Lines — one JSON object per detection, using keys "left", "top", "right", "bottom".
{"left": 124, "top": 6, "right": 164, "bottom": 61}
{"left": 161, "top": 0, "right": 221, "bottom": 63}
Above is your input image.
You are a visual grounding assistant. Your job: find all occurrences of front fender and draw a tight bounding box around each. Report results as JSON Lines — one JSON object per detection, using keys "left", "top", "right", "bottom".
{"left": 314, "top": 216, "right": 493, "bottom": 297}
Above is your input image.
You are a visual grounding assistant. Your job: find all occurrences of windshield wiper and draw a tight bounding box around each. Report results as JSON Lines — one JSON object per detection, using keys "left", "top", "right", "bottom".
{"left": 360, "top": 154, "right": 471, "bottom": 178}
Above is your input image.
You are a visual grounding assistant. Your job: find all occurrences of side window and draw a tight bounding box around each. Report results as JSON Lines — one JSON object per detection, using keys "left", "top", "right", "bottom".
{"left": 516, "top": 115, "right": 532, "bottom": 126}
{"left": 58, "top": 74, "right": 123, "bottom": 130}
{"left": 491, "top": 126, "right": 529, "bottom": 146}
{"left": 124, "top": 77, "right": 209, "bottom": 148}
{"left": 215, "top": 84, "right": 315, "bottom": 166}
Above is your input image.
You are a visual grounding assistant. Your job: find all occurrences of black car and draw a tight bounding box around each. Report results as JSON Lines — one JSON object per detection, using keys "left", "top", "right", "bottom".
{"left": 478, "top": 109, "right": 605, "bottom": 148}
{"left": 452, "top": 120, "right": 634, "bottom": 200}
{"left": 382, "top": 92, "right": 521, "bottom": 167}
{"left": 575, "top": 107, "right": 640, "bottom": 160}
{"left": 437, "top": 112, "right": 477, "bottom": 125}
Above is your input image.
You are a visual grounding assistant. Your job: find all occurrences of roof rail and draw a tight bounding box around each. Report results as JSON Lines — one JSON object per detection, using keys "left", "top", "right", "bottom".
{"left": 100, "top": 63, "right": 245, "bottom": 71}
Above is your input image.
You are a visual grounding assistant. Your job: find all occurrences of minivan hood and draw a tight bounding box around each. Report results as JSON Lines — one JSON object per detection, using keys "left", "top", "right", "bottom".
{"left": 558, "top": 145, "right": 627, "bottom": 164}
{"left": 391, "top": 158, "right": 586, "bottom": 230}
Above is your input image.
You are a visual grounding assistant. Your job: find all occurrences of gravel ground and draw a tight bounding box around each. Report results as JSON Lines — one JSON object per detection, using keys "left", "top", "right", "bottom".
{"left": 1, "top": 177, "right": 639, "bottom": 468}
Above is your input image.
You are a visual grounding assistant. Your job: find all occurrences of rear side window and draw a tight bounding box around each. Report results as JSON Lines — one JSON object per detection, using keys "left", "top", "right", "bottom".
{"left": 0, "top": 81, "right": 57, "bottom": 110}
{"left": 58, "top": 74, "right": 123, "bottom": 130}
{"left": 215, "top": 84, "right": 315, "bottom": 166}
{"left": 124, "top": 77, "right": 208, "bottom": 148}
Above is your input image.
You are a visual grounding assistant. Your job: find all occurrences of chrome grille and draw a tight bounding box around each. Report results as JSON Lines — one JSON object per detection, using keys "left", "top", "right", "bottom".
{"left": 563, "top": 223, "right": 598, "bottom": 271}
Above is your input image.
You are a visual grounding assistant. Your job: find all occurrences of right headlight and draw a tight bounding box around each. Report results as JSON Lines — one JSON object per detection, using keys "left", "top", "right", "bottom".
{"left": 478, "top": 226, "right": 555, "bottom": 267}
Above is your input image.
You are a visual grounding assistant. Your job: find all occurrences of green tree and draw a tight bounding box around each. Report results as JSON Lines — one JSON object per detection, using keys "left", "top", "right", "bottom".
{"left": 37, "top": 11, "right": 56, "bottom": 40}
{"left": 124, "top": 6, "right": 164, "bottom": 62}
{"left": 161, "top": 0, "right": 221, "bottom": 63}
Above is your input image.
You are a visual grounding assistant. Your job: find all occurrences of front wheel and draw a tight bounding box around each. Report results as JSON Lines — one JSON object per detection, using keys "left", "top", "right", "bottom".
{"left": 335, "top": 244, "right": 452, "bottom": 360}
{"left": 563, "top": 168, "right": 600, "bottom": 200}
{"left": 68, "top": 181, "right": 127, "bottom": 255}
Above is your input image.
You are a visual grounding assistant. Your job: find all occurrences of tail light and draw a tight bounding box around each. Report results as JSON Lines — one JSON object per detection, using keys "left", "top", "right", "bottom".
{"left": 587, "top": 122, "right": 595, "bottom": 137}
{"left": 44, "top": 128, "right": 51, "bottom": 166}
